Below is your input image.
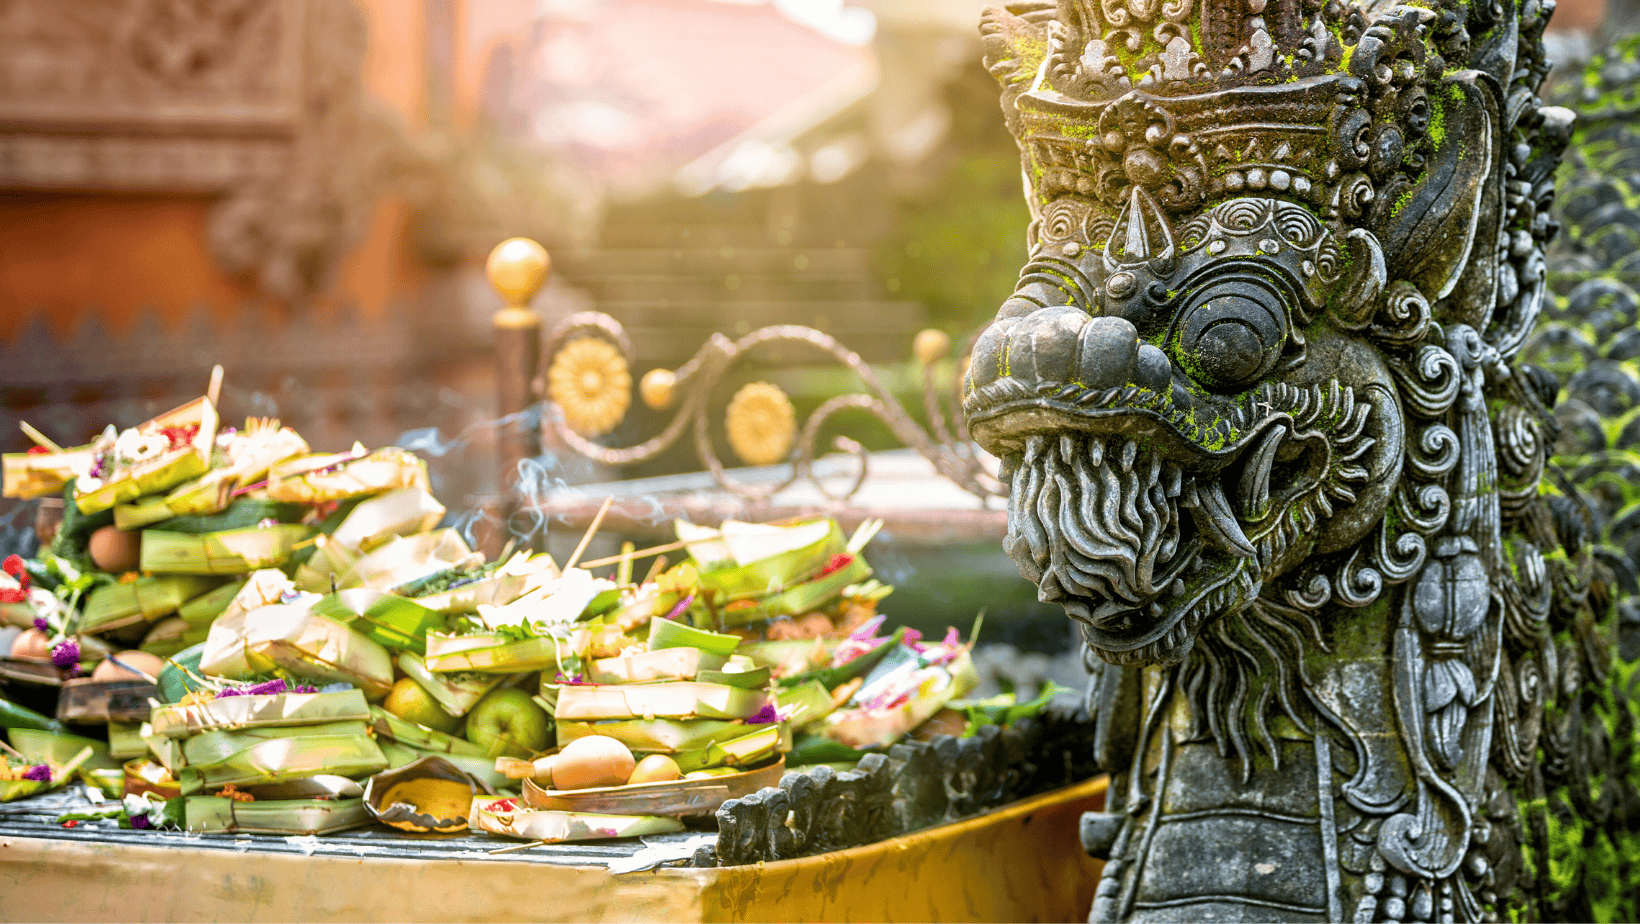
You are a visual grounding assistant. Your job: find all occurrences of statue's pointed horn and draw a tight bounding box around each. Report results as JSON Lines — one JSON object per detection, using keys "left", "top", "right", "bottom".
{"left": 1105, "top": 187, "right": 1176, "bottom": 269}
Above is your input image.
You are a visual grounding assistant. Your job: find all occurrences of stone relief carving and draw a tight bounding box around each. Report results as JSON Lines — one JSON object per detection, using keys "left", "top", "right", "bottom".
{"left": 0, "top": 0, "right": 404, "bottom": 302}
{"left": 965, "top": 0, "right": 1636, "bottom": 920}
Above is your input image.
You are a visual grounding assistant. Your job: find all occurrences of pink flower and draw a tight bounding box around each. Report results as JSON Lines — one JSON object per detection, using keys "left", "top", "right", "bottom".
{"left": 50, "top": 639, "right": 79, "bottom": 670}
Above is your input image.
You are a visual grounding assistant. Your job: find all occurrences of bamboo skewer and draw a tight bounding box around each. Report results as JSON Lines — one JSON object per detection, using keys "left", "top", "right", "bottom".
{"left": 105, "top": 654, "right": 161, "bottom": 685}
{"left": 19, "top": 422, "right": 63, "bottom": 453}
{"left": 207, "top": 365, "right": 225, "bottom": 407}
{"left": 0, "top": 738, "right": 25, "bottom": 760}
{"left": 642, "top": 555, "right": 669, "bottom": 585}
{"left": 489, "top": 839, "right": 545, "bottom": 854}
{"left": 579, "top": 538, "right": 690, "bottom": 570}
{"left": 562, "top": 496, "right": 613, "bottom": 571}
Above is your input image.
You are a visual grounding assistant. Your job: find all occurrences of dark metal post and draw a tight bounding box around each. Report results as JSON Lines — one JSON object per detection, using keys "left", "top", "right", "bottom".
{"left": 488, "top": 237, "right": 549, "bottom": 556}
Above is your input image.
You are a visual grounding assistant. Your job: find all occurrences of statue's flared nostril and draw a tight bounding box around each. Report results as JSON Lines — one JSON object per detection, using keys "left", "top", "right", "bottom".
{"left": 1076, "top": 316, "right": 1139, "bottom": 391}
{"left": 968, "top": 316, "right": 1021, "bottom": 389}
{"left": 1022, "top": 306, "right": 1089, "bottom": 384}
{"left": 1134, "top": 343, "right": 1173, "bottom": 393}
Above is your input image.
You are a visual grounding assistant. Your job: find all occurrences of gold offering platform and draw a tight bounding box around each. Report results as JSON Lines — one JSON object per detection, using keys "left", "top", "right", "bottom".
{"left": 0, "top": 777, "right": 1105, "bottom": 922}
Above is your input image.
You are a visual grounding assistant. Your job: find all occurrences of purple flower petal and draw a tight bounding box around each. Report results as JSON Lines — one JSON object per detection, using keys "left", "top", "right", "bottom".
{"left": 50, "top": 639, "right": 80, "bottom": 670}
{"left": 746, "top": 703, "right": 779, "bottom": 725}
{"left": 22, "top": 764, "right": 50, "bottom": 782}
{"left": 31, "top": 617, "right": 47, "bottom": 632}
{"left": 131, "top": 815, "right": 152, "bottom": 830}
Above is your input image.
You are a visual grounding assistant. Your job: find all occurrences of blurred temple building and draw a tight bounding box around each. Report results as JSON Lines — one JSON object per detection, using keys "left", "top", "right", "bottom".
{"left": 0, "top": 0, "right": 1616, "bottom": 503}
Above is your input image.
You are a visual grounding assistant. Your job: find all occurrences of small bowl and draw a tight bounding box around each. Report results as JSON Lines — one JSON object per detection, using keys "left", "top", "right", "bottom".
{"left": 363, "top": 756, "right": 494, "bottom": 834}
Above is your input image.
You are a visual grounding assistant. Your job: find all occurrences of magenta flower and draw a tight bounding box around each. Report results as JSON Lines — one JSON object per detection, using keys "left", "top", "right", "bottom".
{"left": 50, "top": 639, "right": 79, "bottom": 670}
{"left": 32, "top": 617, "right": 48, "bottom": 632}
{"left": 216, "top": 678, "right": 315, "bottom": 698}
{"left": 663, "top": 594, "right": 694, "bottom": 621}
{"left": 746, "top": 703, "right": 779, "bottom": 725}
{"left": 553, "top": 672, "right": 592, "bottom": 686}
{"left": 130, "top": 815, "right": 152, "bottom": 830}
{"left": 22, "top": 764, "right": 50, "bottom": 782}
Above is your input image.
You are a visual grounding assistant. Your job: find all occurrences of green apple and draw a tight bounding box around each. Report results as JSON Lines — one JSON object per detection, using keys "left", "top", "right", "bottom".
{"left": 383, "top": 677, "right": 461, "bottom": 734}
{"left": 466, "top": 687, "right": 551, "bottom": 758}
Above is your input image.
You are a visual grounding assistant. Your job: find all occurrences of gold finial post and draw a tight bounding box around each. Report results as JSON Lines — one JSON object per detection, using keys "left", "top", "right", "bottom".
{"left": 489, "top": 237, "right": 552, "bottom": 556}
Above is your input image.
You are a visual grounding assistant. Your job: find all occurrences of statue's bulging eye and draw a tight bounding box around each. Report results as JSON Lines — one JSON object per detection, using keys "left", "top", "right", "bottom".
{"left": 1173, "top": 278, "right": 1289, "bottom": 392}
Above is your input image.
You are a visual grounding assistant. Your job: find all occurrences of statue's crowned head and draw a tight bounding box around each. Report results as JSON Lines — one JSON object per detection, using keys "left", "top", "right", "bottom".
{"left": 964, "top": 0, "right": 1565, "bottom": 665}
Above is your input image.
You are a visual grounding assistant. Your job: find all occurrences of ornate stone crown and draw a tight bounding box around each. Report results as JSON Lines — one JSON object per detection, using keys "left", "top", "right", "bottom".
{"left": 988, "top": 0, "right": 1445, "bottom": 221}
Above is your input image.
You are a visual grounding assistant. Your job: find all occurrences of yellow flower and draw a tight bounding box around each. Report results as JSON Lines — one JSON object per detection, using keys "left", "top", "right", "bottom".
{"left": 547, "top": 337, "right": 631, "bottom": 436}
{"left": 725, "top": 382, "right": 796, "bottom": 466}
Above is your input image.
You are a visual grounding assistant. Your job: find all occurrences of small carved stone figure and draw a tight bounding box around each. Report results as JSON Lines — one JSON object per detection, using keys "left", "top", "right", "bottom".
{"left": 964, "top": 1, "right": 1638, "bottom": 920}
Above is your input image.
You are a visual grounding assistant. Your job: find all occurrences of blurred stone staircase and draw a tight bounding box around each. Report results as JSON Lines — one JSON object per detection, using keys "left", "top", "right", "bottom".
{"left": 555, "top": 179, "right": 928, "bottom": 370}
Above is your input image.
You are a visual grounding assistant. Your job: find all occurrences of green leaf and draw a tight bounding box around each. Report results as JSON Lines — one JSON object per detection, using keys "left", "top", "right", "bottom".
{"left": 647, "top": 617, "right": 740, "bottom": 656}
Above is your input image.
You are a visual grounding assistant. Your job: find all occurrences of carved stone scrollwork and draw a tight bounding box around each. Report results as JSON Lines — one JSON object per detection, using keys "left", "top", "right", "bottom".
{"left": 968, "top": 0, "right": 1636, "bottom": 919}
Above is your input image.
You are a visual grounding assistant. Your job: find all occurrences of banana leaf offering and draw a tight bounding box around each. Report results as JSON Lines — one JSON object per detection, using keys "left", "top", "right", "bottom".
{"left": 335, "top": 529, "right": 478, "bottom": 593}
{"left": 423, "top": 629, "right": 582, "bottom": 675}
{"left": 264, "top": 446, "right": 429, "bottom": 504}
{"left": 183, "top": 795, "right": 373, "bottom": 835}
{"left": 200, "top": 604, "right": 394, "bottom": 697}
{"left": 179, "top": 720, "right": 387, "bottom": 793}
{"left": 79, "top": 574, "right": 221, "bottom": 634}
{"left": 584, "top": 647, "right": 729, "bottom": 685}
{"left": 396, "top": 551, "right": 558, "bottom": 614}
{"left": 149, "top": 688, "right": 372, "bottom": 738}
{"left": 3, "top": 444, "right": 96, "bottom": 500}
{"left": 0, "top": 735, "right": 99, "bottom": 802}
{"left": 72, "top": 398, "right": 220, "bottom": 515}
{"left": 312, "top": 589, "right": 447, "bottom": 656}
{"left": 467, "top": 796, "right": 682, "bottom": 841}
{"left": 818, "top": 634, "right": 978, "bottom": 750}
{"left": 141, "top": 524, "right": 311, "bottom": 575}
{"left": 553, "top": 682, "right": 773, "bottom": 722}
{"left": 111, "top": 419, "right": 310, "bottom": 529}
{"left": 327, "top": 487, "right": 446, "bottom": 553}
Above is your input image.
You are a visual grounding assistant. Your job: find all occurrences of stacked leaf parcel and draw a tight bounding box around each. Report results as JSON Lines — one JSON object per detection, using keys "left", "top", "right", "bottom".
{"left": 0, "top": 386, "right": 1024, "bottom": 844}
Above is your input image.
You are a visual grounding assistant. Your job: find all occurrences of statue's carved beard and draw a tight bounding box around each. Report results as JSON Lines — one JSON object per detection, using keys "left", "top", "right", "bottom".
{"left": 1004, "top": 432, "right": 1254, "bottom": 664}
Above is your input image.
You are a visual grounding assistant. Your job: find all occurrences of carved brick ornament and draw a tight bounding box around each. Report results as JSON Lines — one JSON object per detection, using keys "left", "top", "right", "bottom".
{"left": 0, "top": 0, "right": 401, "bottom": 302}
{"left": 961, "top": 0, "right": 1636, "bottom": 921}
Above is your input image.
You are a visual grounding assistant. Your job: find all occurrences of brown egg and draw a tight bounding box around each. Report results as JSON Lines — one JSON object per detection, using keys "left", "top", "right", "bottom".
{"left": 627, "top": 754, "right": 681, "bottom": 785}
{"left": 9, "top": 628, "right": 53, "bottom": 662}
{"left": 91, "top": 650, "right": 165, "bottom": 682}
{"left": 543, "top": 735, "right": 635, "bottom": 790}
{"left": 88, "top": 526, "right": 142, "bottom": 573}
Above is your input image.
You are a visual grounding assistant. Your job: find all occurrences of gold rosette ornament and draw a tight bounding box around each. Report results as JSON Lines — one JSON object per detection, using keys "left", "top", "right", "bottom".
{"left": 725, "top": 382, "right": 795, "bottom": 466}
{"left": 547, "top": 337, "right": 631, "bottom": 436}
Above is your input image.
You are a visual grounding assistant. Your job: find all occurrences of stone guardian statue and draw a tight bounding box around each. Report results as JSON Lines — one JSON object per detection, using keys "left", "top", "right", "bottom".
{"left": 963, "top": 0, "right": 1636, "bottom": 920}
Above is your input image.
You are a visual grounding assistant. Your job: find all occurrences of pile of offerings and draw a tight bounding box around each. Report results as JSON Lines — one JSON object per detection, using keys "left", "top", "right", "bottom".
{"left": 0, "top": 379, "right": 1050, "bottom": 843}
